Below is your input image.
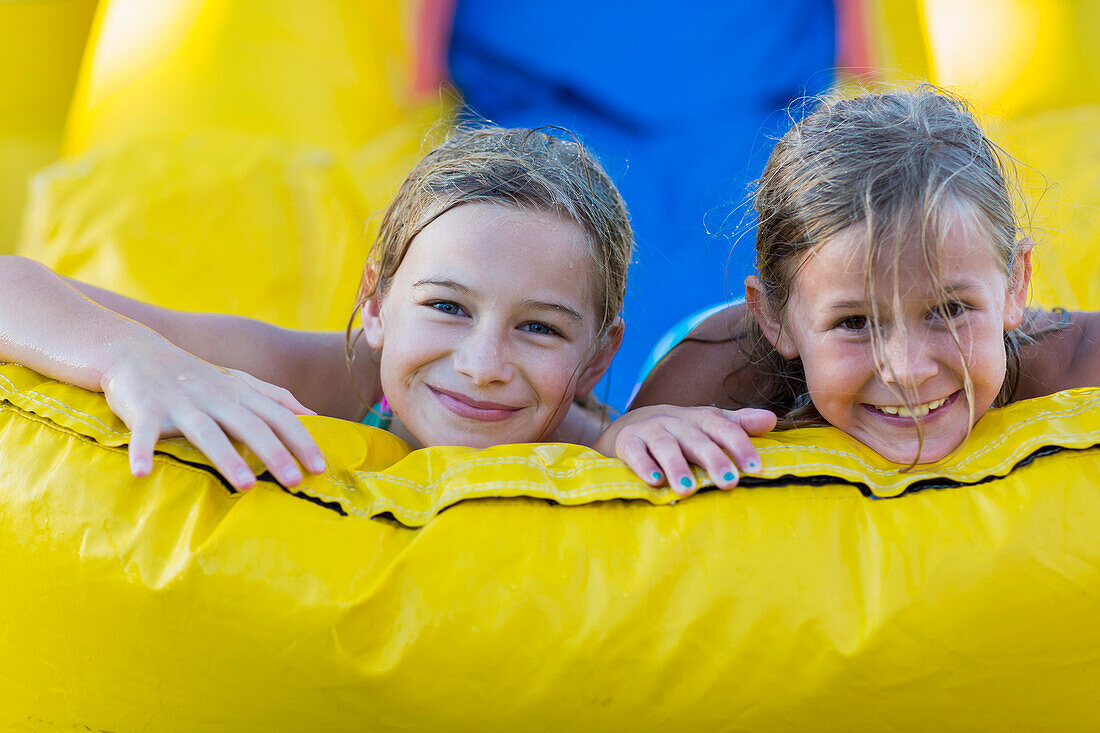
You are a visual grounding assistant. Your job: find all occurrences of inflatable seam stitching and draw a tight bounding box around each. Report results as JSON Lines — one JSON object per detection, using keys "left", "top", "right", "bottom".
{"left": 351, "top": 455, "right": 631, "bottom": 496}
{"left": 0, "top": 370, "right": 247, "bottom": 460}
{"left": 0, "top": 401, "right": 233, "bottom": 484}
{"left": 953, "top": 398, "right": 1100, "bottom": 467}
{"left": 0, "top": 371, "right": 120, "bottom": 437}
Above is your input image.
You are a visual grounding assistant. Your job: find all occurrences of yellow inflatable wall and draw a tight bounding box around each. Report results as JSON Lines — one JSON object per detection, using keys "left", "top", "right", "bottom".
{"left": 3, "top": 361, "right": 1100, "bottom": 730}
{"left": 18, "top": 0, "right": 450, "bottom": 330}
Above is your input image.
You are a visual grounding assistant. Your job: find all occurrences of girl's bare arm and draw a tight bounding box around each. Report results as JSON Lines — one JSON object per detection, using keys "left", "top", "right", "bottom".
{"left": 0, "top": 255, "right": 379, "bottom": 487}
{"left": 65, "top": 277, "right": 377, "bottom": 421}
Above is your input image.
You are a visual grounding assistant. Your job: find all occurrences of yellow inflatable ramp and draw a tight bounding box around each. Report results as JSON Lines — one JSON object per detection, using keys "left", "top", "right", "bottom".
{"left": 2, "top": 362, "right": 1100, "bottom": 730}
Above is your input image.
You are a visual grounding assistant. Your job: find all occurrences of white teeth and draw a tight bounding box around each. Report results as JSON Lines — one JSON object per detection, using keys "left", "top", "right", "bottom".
{"left": 875, "top": 396, "right": 948, "bottom": 418}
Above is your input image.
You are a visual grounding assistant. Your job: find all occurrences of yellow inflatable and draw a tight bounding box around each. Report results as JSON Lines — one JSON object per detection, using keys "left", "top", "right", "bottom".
{"left": 64, "top": 0, "right": 441, "bottom": 154}
{"left": 859, "top": 0, "right": 1100, "bottom": 118}
{"left": 3, "top": 361, "right": 1100, "bottom": 730}
{"left": 0, "top": 0, "right": 97, "bottom": 254}
{"left": 19, "top": 131, "right": 430, "bottom": 330}
{"left": 18, "top": 0, "right": 450, "bottom": 329}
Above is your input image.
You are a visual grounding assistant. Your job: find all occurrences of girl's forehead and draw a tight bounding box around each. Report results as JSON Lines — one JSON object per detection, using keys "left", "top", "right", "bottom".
{"left": 793, "top": 212, "right": 1006, "bottom": 300}
{"left": 397, "top": 202, "right": 601, "bottom": 314}
{"left": 811, "top": 205, "right": 1002, "bottom": 272}
{"left": 409, "top": 201, "right": 594, "bottom": 267}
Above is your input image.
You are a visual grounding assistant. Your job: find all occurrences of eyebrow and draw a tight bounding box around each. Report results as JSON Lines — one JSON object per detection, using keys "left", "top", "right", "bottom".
{"left": 823, "top": 280, "right": 983, "bottom": 312}
{"left": 522, "top": 299, "right": 584, "bottom": 321}
{"left": 824, "top": 299, "right": 867, "bottom": 312}
{"left": 412, "top": 279, "right": 584, "bottom": 321}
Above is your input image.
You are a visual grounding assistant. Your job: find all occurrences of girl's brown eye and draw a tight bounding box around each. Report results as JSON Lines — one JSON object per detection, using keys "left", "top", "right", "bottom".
{"left": 839, "top": 315, "right": 868, "bottom": 331}
{"left": 932, "top": 301, "right": 965, "bottom": 320}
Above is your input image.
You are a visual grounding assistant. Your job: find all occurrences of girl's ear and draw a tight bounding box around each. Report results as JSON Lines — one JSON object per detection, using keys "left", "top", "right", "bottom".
{"left": 745, "top": 276, "right": 799, "bottom": 359}
{"left": 362, "top": 294, "right": 386, "bottom": 350}
{"left": 1004, "top": 239, "right": 1033, "bottom": 330}
{"left": 575, "top": 318, "right": 624, "bottom": 397}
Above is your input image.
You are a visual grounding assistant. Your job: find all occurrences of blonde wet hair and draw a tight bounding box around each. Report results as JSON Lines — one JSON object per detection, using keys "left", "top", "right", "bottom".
{"left": 744, "top": 85, "right": 1041, "bottom": 436}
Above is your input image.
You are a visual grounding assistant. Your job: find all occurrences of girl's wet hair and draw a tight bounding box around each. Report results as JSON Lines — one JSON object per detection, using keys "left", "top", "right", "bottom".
{"left": 356, "top": 125, "right": 633, "bottom": 340}
{"left": 741, "top": 85, "right": 1042, "bottom": 426}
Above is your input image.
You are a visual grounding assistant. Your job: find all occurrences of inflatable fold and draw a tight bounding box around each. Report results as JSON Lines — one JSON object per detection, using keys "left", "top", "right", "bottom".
{"left": 3, "top": 362, "right": 1100, "bottom": 730}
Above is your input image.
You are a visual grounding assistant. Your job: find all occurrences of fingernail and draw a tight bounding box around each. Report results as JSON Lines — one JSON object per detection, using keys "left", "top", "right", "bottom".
{"left": 309, "top": 456, "right": 327, "bottom": 473}
{"left": 723, "top": 471, "right": 736, "bottom": 483}
{"left": 678, "top": 476, "right": 693, "bottom": 493}
{"left": 746, "top": 459, "right": 759, "bottom": 471}
{"left": 284, "top": 467, "right": 303, "bottom": 486}
{"left": 236, "top": 470, "right": 255, "bottom": 488}
{"left": 651, "top": 471, "right": 662, "bottom": 482}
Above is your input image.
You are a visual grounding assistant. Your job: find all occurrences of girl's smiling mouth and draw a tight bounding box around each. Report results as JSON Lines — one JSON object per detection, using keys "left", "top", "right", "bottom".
{"left": 429, "top": 385, "right": 523, "bottom": 422}
{"left": 862, "top": 390, "right": 960, "bottom": 421}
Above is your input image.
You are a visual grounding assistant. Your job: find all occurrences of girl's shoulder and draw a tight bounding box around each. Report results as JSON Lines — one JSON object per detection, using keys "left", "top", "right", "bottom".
{"left": 630, "top": 303, "right": 764, "bottom": 410}
{"left": 1015, "top": 310, "right": 1100, "bottom": 400}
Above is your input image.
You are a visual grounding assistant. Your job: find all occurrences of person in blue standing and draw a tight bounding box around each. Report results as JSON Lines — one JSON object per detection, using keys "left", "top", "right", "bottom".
{"left": 448, "top": 0, "right": 836, "bottom": 408}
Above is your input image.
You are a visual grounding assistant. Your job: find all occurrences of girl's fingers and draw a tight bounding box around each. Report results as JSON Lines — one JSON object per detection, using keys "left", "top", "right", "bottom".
{"left": 729, "top": 408, "right": 778, "bottom": 436}
{"left": 242, "top": 397, "right": 327, "bottom": 475}
{"left": 175, "top": 411, "right": 257, "bottom": 491}
{"left": 669, "top": 423, "right": 742, "bottom": 491}
{"left": 127, "top": 419, "right": 160, "bottom": 478}
{"left": 644, "top": 430, "right": 697, "bottom": 496}
{"left": 705, "top": 417, "right": 765, "bottom": 478}
{"left": 210, "top": 406, "right": 305, "bottom": 488}
{"left": 616, "top": 434, "right": 666, "bottom": 487}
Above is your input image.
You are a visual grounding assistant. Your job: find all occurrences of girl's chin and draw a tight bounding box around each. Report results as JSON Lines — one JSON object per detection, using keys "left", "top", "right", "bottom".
{"left": 865, "top": 436, "right": 964, "bottom": 465}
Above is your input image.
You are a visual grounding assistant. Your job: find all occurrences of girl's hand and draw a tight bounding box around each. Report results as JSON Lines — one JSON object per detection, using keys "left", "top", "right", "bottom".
{"left": 100, "top": 344, "right": 328, "bottom": 491}
{"left": 594, "top": 405, "right": 777, "bottom": 496}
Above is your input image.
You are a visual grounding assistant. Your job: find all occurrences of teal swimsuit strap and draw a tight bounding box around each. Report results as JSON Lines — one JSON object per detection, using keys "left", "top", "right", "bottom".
{"left": 361, "top": 395, "right": 393, "bottom": 431}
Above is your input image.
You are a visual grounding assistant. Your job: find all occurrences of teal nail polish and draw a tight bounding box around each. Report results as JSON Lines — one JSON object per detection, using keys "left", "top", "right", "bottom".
{"left": 747, "top": 460, "right": 759, "bottom": 471}
{"left": 679, "top": 476, "right": 693, "bottom": 489}
{"left": 723, "top": 471, "right": 736, "bottom": 482}
{"left": 651, "top": 471, "right": 662, "bottom": 481}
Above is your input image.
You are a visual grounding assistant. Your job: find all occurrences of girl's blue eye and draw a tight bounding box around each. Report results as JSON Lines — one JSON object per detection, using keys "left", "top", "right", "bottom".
{"left": 429, "top": 301, "right": 465, "bottom": 316}
{"left": 520, "top": 322, "right": 561, "bottom": 337}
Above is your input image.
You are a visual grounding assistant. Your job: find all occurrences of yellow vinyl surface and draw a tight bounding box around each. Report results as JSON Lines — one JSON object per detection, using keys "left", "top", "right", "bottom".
{"left": 2, "top": 362, "right": 1099, "bottom": 730}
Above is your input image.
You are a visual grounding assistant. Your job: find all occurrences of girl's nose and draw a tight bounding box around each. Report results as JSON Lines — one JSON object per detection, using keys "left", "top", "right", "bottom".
{"left": 879, "top": 330, "right": 938, "bottom": 388}
{"left": 453, "top": 327, "right": 514, "bottom": 385}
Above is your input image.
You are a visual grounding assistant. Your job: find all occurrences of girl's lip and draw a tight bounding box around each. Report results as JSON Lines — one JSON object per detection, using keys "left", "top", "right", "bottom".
{"left": 860, "top": 390, "right": 961, "bottom": 423}
{"left": 429, "top": 385, "right": 522, "bottom": 421}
